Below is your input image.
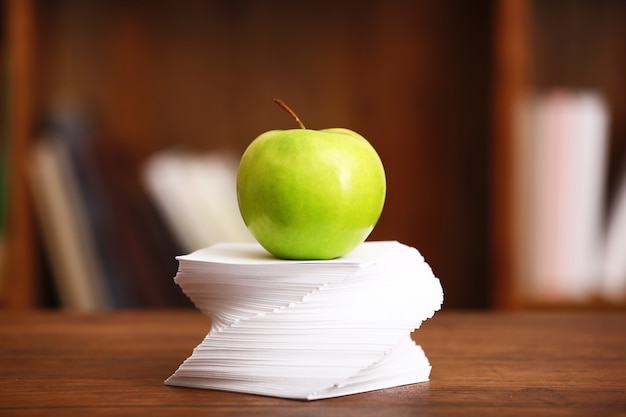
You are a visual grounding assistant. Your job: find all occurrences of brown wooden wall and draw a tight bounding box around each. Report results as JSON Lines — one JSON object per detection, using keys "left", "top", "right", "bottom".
{"left": 27, "top": 0, "right": 495, "bottom": 308}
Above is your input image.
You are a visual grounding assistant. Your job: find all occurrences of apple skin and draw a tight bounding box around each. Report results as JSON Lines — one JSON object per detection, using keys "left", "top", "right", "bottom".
{"left": 237, "top": 127, "right": 386, "bottom": 260}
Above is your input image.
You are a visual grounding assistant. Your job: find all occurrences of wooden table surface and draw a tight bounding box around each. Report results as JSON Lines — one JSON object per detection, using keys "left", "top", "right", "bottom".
{"left": 1, "top": 309, "right": 625, "bottom": 416}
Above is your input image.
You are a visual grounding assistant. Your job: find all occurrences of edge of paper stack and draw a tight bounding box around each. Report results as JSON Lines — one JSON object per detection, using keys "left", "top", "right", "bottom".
{"left": 165, "top": 240, "right": 444, "bottom": 400}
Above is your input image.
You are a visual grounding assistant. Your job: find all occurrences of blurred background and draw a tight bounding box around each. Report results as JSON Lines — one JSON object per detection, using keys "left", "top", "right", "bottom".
{"left": 1, "top": 0, "right": 625, "bottom": 311}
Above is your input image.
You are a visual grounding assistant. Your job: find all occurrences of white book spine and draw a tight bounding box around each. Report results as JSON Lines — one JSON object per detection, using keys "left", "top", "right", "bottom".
{"left": 519, "top": 90, "right": 608, "bottom": 304}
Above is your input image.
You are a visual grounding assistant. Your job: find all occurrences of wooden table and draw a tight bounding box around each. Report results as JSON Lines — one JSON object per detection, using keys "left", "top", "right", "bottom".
{"left": 1, "top": 310, "right": 625, "bottom": 416}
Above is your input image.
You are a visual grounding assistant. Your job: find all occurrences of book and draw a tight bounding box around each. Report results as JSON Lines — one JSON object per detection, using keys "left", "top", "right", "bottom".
{"left": 27, "top": 137, "right": 112, "bottom": 310}
{"left": 142, "top": 151, "right": 254, "bottom": 253}
{"left": 26, "top": 102, "right": 190, "bottom": 309}
{"left": 601, "top": 161, "right": 626, "bottom": 303}
{"left": 90, "top": 142, "right": 191, "bottom": 308}
{"left": 514, "top": 90, "right": 609, "bottom": 304}
{"left": 165, "top": 240, "right": 443, "bottom": 400}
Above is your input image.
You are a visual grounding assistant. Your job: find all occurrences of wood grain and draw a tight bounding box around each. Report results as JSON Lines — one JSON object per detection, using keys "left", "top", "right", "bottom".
{"left": 3, "top": 0, "right": 494, "bottom": 309}
{"left": 1, "top": 310, "right": 625, "bottom": 416}
{"left": 1, "top": 0, "right": 40, "bottom": 308}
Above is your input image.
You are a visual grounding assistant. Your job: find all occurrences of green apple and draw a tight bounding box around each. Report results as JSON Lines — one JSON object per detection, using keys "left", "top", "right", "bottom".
{"left": 236, "top": 100, "right": 386, "bottom": 260}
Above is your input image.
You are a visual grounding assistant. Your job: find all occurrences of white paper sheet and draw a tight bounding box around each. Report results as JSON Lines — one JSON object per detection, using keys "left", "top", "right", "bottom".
{"left": 166, "top": 241, "right": 443, "bottom": 400}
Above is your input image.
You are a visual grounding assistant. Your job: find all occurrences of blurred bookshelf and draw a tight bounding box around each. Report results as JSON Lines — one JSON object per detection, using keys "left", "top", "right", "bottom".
{"left": 492, "top": 0, "right": 626, "bottom": 308}
{"left": 1, "top": 0, "right": 625, "bottom": 310}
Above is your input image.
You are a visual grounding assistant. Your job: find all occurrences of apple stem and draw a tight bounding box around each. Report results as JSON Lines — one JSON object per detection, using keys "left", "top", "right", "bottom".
{"left": 273, "top": 99, "right": 306, "bottom": 129}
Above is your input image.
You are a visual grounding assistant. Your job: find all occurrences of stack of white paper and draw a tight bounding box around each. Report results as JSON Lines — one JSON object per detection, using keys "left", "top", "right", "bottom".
{"left": 165, "top": 241, "right": 443, "bottom": 400}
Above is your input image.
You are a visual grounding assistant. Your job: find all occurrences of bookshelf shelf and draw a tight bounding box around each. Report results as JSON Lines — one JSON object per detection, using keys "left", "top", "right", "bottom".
{"left": 2, "top": 0, "right": 625, "bottom": 310}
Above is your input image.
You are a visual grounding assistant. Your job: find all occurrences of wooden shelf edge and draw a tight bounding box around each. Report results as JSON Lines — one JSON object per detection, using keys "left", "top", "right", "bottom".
{"left": 1, "top": 0, "right": 40, "bottom": 309}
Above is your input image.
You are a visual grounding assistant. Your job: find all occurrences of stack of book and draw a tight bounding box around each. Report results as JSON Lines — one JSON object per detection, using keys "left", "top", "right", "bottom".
{"left": 165, "top": 240, "right": 443, "bottom": 400}
{"left": 27, "top": 105, "right": 190, "bottom": 310}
